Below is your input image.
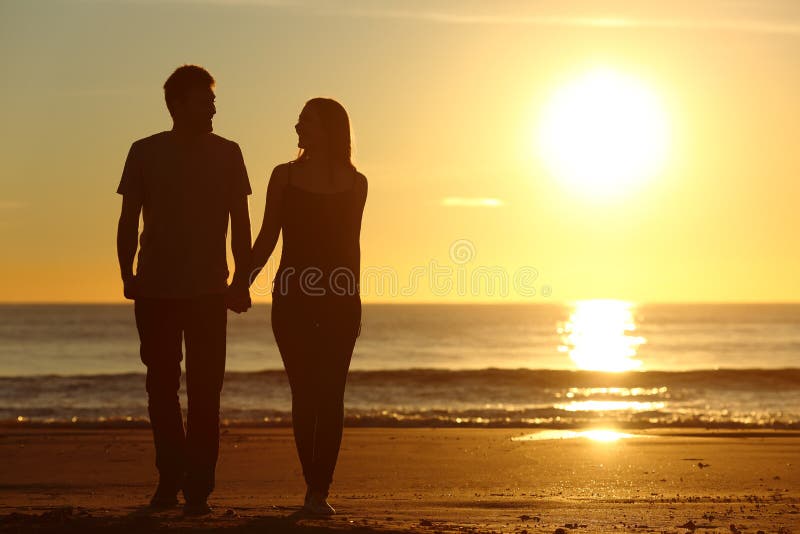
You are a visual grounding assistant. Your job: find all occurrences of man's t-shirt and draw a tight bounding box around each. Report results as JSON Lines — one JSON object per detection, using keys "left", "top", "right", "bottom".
{"left": 117, "top": 131, "right": 252, "bottom": 298}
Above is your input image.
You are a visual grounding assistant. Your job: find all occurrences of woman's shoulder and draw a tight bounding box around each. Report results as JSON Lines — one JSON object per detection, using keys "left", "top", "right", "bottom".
{"left": 268, "top": 162, "right": 294, "bottom": 187}
{"left": 272, "top": 161, "right": 295, "bottom": 174}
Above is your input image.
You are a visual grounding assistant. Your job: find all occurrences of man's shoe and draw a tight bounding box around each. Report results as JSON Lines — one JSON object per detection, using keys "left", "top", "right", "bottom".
{"left": 183, "top": 500, "right": 213, "bottom": 516}
{"left": 149, "top": 493, "right": 179, "bottom": 510}
{"left": 303, "top": 490, "right": 335, "bottom": 516}
{"left": 148, "top": 482, "right": 180, "bottom": 510}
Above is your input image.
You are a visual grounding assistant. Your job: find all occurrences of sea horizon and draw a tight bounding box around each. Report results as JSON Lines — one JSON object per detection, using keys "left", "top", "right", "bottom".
{"left": 2, "top": 301, "right": 798, "bottom": 429}
{"left": 2, "top": 300, "right": 799, "bottom": 305}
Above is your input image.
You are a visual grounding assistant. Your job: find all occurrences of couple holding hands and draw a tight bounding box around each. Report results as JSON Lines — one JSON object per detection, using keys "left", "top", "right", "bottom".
{"left": 116, "top": 64, "right": 367, "bottom": 516}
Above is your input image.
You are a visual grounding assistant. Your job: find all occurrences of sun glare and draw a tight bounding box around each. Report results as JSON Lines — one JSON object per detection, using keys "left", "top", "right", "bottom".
{"left": 537, "top": 67, "right": 670, "bottom": 195}
{"left": 558, "top": 299, "right": 646, "bottom": 372}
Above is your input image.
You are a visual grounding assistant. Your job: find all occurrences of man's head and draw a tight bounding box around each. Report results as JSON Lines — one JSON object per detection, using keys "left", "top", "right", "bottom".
{"left": 164, "top": 65, "right": 216, "bottom": 133}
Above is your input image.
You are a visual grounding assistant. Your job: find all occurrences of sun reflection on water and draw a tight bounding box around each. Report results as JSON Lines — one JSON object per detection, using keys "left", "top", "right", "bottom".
{"left": 512, "top": 429, "right": 645, "bottom": 442}
{"left": 554, "top": 386, "right": 667, "bottom": 412}
{"left": 555, "top": 400, "right": 666, "bottom": 412}
{"left": 558, "top": 299, "right": 646, "bottom": 372}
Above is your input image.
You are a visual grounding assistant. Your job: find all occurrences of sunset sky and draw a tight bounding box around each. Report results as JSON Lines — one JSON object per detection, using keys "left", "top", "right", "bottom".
{"left": 1, "top": 0, "right": 799, "bottom": 303}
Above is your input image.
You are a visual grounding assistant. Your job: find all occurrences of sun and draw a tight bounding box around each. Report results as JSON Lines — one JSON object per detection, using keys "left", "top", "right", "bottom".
{"left": 537, "top": 67, "right": 670, "bottom": 195}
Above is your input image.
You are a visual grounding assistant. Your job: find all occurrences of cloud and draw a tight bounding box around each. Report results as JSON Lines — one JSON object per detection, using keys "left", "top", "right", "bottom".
{"left": 0, "top": 201, "right": 28, "bottom": 210}
{"left": 309, "top": 4, "right": 800, "bottom": 37}
{"left": 441, "top": 197, "right": 504, "bottom": 207}
{"left": 101, "top": 1, "right": 800, "bottom": 37}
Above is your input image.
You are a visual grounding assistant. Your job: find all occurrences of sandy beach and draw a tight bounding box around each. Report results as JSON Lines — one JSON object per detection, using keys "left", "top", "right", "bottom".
{"left": 1, "top": 427, "right": 798, "bottom": 533}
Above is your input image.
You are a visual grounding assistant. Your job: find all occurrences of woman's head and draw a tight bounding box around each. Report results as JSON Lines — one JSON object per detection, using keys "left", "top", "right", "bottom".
{"left": 295, "top": 98, "right": 354, "bottom": 169}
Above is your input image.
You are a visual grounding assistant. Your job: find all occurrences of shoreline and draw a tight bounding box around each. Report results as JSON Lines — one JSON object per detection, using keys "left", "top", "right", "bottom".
{"left": 5, "top": 423, "right": 800, "bottom": 433}
{"left": 5, "top": 420, "right": 800, "bottom": 433}
{"left": 1, "top": 427, "right": 798, "bottom": 532}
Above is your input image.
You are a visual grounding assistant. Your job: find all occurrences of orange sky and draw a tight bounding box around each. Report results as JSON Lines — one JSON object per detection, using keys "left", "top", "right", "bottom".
{"left": 1, "top": 1, "right": 799, "bottom": 303}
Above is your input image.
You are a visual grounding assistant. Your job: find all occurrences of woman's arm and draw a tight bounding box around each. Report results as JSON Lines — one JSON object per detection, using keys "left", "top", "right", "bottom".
{"left": 249, "top": 164, "right": 288, "bottom": 287}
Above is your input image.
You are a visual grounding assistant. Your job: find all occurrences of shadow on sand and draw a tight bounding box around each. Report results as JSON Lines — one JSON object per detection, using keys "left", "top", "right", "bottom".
{"left": 0, "top": 505, "right": 409, "bottom": 533}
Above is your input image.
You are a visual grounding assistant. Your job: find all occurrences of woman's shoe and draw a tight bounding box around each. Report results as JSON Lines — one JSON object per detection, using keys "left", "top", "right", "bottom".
{"left": 183, "top": 500, "right": 213, "bottom": 516}
{"left": 304, "top": 490, "right": 335, "bottom": 516}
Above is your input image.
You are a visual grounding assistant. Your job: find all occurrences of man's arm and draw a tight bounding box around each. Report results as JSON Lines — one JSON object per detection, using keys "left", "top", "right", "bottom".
{"left": 227, "top": 193, "right": 252, "bottom": 312}
{"left": 116, "top": 194, "right": 142, "bottom": 300}
{"left": 224, "top": 141, "right": 253, "bottom": 313}
{"left": 229, "top": 193, "right": 252, "bottom": 288}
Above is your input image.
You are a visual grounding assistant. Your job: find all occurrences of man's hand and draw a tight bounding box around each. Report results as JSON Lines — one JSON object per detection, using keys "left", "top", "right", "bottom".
{"left": 123, "top": 275, "right": 138, "bottom": 300}
{"left": 226, "top": 283, "right": 252, "bottom": 313}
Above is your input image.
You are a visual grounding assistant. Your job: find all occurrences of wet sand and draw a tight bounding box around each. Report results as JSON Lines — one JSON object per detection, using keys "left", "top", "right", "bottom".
{"left": 1, "top": 427, "right": 798, "bottom": 533}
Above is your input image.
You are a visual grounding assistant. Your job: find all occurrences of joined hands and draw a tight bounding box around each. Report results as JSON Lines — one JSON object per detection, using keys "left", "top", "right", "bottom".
{"left": 225, "top": 282, "right": 252, "bottom": 313}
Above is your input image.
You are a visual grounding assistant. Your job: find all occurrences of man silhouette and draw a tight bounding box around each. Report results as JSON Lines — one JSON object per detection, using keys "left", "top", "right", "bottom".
{"left": 116, "top": 65, "right": 252, "bottom": 515}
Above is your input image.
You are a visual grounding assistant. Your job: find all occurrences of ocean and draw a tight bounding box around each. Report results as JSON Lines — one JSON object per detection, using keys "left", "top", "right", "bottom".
{"left": 1, "top": 302, "right": 798, "bottom": 429}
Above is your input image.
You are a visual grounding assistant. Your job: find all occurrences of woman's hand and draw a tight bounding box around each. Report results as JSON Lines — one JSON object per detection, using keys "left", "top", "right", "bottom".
{"left": 226, "top": 281, "right": 252, "bottom": 313}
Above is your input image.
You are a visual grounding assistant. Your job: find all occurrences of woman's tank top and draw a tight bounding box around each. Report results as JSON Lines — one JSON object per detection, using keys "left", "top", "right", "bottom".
{"left": 272, "top": 162, "right": 363, "bottom": 298}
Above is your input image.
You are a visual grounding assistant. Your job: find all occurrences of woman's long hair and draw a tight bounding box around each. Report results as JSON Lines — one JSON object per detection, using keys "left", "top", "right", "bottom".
{"left": 295, "top": 98, "right": 356, "bottom": 171}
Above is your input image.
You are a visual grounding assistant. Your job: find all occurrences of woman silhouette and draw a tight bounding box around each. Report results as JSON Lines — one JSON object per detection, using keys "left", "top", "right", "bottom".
{"left": 250, "top": 98, "right": 367, "bottom": 515}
